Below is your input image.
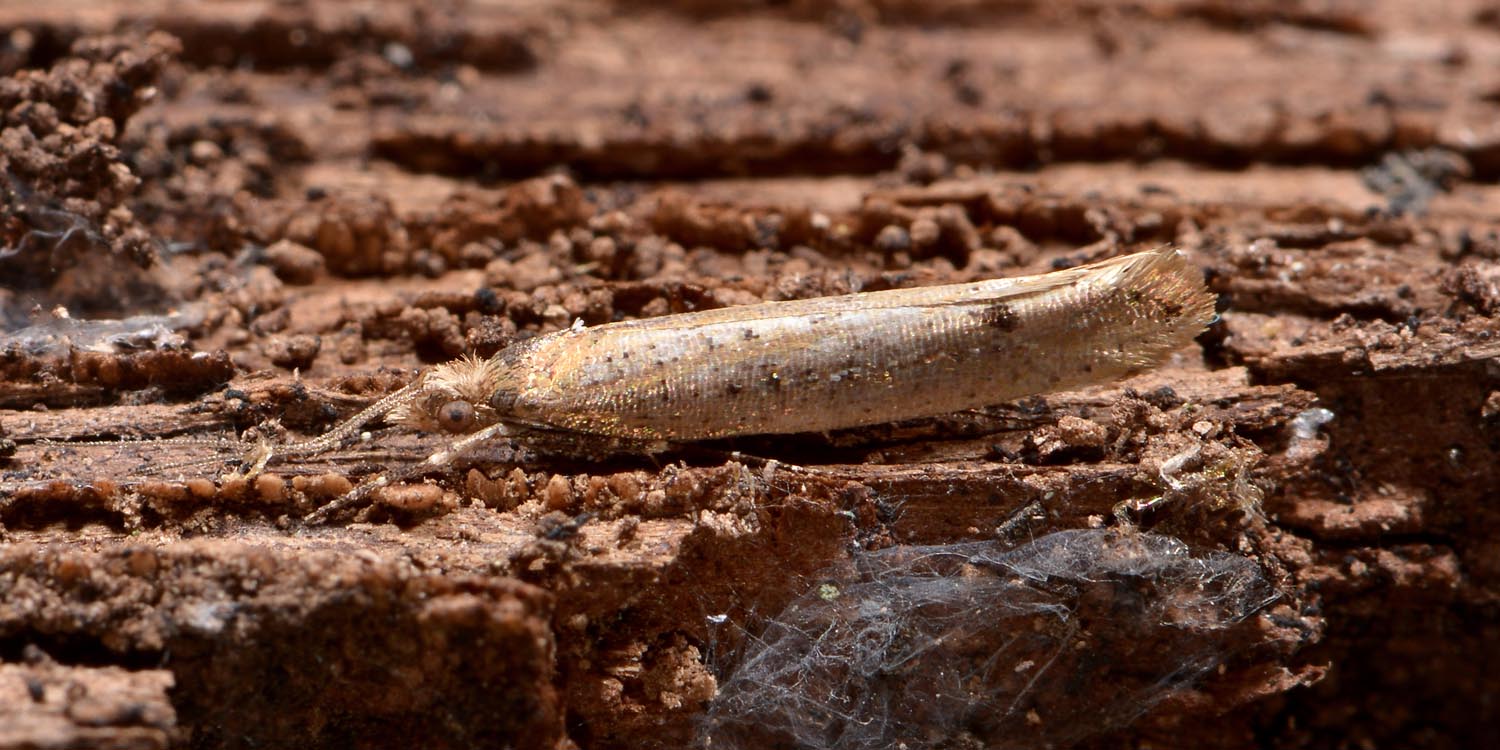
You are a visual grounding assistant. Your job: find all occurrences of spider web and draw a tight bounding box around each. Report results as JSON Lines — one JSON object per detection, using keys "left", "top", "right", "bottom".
{"left": 703, "top": 529, "right": 1275, "bottom": 749}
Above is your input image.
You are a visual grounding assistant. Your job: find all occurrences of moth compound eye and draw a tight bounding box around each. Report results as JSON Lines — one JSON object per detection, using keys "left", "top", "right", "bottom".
{"left": 437, "top": 400, "right": 477, "bottom": 433}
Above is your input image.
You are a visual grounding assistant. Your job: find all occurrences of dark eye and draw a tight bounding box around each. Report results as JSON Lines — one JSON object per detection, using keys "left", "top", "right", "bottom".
{"left": 437, "top": 400, "right": 476, "bottom": 433}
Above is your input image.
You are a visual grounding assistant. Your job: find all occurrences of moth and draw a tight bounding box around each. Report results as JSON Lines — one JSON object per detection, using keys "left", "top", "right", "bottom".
{"left": 276, "top": 247, "right": 1216, "bottom": 520}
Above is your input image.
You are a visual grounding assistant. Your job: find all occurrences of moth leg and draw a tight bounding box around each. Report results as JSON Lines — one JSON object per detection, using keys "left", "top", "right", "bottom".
{"left": 707, "top": 447, "right": 823, "bottom": 479}
{"left": 303, "top": 421, "right": 520, "bottom": 524}
{"left": 421, "top": 420, "right": 522, "bottom": 470}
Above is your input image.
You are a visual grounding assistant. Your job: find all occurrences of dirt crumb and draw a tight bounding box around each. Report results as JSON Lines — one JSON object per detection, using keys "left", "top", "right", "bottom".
{"left": 262, "top": 239, "right": 326, "bottom": 284}
{"left": 642, "top": 637, "right": 717, "bottom": 711}
{"left": 376, "top": 482, "right": 445, "bottom": 512}
{"left": 0, "top": 32, "right": 181, "bottom": 323}
{"left": 1026, "top": 414, "right": 1110, "bottom": 463}
{"left": 0, "top": 661, "right": 176, "bottom": 750}
{"left": 262, "top": 334, "right": 321, "bottom": 370}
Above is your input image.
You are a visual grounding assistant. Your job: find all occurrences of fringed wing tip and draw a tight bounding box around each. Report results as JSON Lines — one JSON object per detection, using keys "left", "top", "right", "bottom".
{"left": 1121, "top": 246, "right": 1218, "bottom": 331}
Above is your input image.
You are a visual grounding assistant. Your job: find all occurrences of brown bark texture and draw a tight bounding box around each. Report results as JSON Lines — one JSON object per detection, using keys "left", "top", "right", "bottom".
{"left": 0, "top": 1, "right": 1497, "bottom": 748}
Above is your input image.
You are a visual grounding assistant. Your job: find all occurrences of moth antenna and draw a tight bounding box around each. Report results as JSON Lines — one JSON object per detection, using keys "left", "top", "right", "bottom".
{"left": 151, "top": 453, "right": 240, "bottom": 475}
{"left": 27, "top": 434, "right": 245, "bottom": 486}
{"left": 35, "top": 434, "right": 241, "bottom": 449}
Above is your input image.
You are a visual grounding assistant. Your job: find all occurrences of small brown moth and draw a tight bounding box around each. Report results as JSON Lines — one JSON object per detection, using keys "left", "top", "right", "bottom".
{"left": 280, "top": 247, "right": 1215, "bottom": 520}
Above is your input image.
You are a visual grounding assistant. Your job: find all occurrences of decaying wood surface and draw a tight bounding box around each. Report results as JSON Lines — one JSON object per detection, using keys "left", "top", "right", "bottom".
{"left": 1, "top": 2, "right": 1498, "bottom": 748}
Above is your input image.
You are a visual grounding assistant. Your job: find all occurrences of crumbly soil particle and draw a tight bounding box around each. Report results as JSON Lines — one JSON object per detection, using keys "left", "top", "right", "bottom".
{"left": 0, "top": 2, "right": 1497, "bottom": 749}
{"left": 0, "top": 657, "right": 176, "bottom": 749}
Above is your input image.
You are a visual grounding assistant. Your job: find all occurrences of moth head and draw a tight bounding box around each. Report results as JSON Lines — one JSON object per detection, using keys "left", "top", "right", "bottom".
{"left": 388, "top": 354, "right": 508, "bottom": 434}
